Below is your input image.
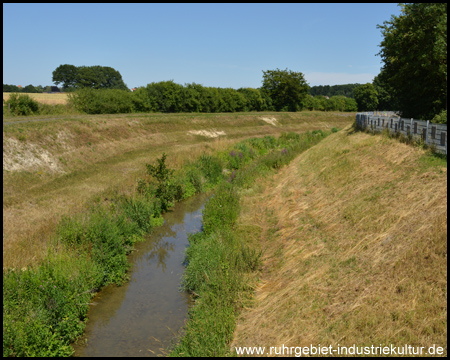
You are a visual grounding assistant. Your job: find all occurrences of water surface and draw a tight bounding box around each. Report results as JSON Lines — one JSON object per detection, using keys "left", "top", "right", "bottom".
{"left": 73, "top": 194, "right": 207, "bottom": 357}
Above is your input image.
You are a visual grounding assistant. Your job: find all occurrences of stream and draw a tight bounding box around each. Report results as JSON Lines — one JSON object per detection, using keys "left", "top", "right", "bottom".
{"left": 73, "top": 194, "right": 208, "bottom": 357}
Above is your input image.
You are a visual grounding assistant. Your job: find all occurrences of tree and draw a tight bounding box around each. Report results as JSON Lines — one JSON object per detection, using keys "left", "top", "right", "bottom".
{"left": 353, "top": 83, "right": 379, "bottom": 112}
{"left": 143, "top": 80, "right": 185, "bottom": 113}
{"left": 377, "top": 3, "right": 447, "bottom": 120}
{"left": 52, "top": 64, "right": 129, "bottom": 91}
{"left": 372, "top": 70, "right": 399, "bottom": 111}
{"left": 52, "top": 64, "right": 79, "bottom": 90}
{"left": 237, "top": 88, "right": 265, "bottom": 111}
{"left": 22, "top": 84, "right": 38, "bottom": 93}
{"left": 261, "top": 68, "right": 309, "bottom": 111}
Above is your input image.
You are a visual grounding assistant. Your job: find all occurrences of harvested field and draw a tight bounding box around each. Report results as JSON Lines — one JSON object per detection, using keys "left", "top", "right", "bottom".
{"left": 3, "top": 92, "right": 69, "bottom": 105}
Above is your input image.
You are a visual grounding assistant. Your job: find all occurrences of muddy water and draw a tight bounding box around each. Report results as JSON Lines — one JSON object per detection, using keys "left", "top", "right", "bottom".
{"left": 73, "top": 194, "right": 208, "bottom": 357}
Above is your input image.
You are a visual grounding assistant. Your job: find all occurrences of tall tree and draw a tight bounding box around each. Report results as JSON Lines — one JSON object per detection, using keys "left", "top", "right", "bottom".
{"left": 372, "top": 70, "right": 399, "bottom": 111}
{"left": 261, "top": 68, "right": 309, "bottom": 111}
{"left": 353, "top": 83, "right": 379, "bottom": 112}
{"left": 52, "top": 64, "right": 79, "bottom": 90}
{"left": 52, "top": 64, "right": 129, "bottom": 91}
{"left": 377, "top": 3, "right": 447, "bottom": 120}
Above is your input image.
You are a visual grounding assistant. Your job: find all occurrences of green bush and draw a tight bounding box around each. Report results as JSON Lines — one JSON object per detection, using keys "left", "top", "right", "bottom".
{"left": 3, "top": 250, "right": 104, "bottom": 357}
{"left": 4, "top": 93, "right": 40, "bottom": 116}
{"left": 68, "top": 88, "right": 134, "bottom": 114}
{"left": 432, "top": 109, "right": 447, "bottom": 124}
{"left": 184, "top": 165, "right": 204, "bottom": 194}
{"left": 143, "top": 152, "right": 177, "bottom": 212}
{"left": 58, "top": 209, "right": 130, "bottom": 286}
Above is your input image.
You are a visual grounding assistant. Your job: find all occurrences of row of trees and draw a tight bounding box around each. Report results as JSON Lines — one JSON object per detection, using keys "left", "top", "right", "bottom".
{"left": 3, "top": 84, "right": 60, "bottom": 93}
{"left": 67, "top": 77, "right": 357, "bottom": 115}
{"left": 304, "top": 94, "right": 357, "bottom": 112}
{"left": 67, "top": 81, "right": 281, "bottom": 114}
{"left": 309, "top": 84, "right": 360, "bottom": 98}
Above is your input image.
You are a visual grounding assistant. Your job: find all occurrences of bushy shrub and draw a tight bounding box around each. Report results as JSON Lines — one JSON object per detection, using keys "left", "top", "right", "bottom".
{"left": 4, "top": 93, "right": 39, "bottom": 116}
{"left": 58, "top": 209, "right": 130, "bottom": 286}
{"left": 143, "top": 153, "right": 177, "bottom": 212}
{"left": 3, "top": 251, "right": 104, "bottom": 357}
{"left": 432, "top": 109, "right": 447, "bottom": 124}
{"left": 68, "top": 88, "right": 134, "bottom": 114}
{"left": 184, "top": 166, "right": 204, "bottom": 194}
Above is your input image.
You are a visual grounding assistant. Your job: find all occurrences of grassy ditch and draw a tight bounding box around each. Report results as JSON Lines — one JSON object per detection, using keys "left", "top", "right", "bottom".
{"left": 169, "top": 129, "right": 333, "bottom": 356}
{"left": 3, "top": 111, "right": 353, "bottom": 272}
{"left": 3, "top": 128, "right": 333, "bottom": 357}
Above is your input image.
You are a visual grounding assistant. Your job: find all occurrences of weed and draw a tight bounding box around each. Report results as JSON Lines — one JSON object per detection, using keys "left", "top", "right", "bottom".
{"left": 143, "top": 153, "right": 176, "bottom": 212}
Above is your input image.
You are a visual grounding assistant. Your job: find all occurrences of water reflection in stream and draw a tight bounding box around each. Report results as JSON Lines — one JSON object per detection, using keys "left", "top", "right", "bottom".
{"left": 73, "top": 194, "right": 208, "bottom": 357}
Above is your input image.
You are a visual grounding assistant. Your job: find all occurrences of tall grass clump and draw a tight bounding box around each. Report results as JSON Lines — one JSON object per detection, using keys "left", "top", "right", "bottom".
{"left": 3, "top": 250, "right": 104, "bottom": 356}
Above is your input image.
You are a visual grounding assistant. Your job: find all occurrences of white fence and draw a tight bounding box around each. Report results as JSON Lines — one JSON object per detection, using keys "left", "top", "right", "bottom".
{"left": 356, "top": 112, "right": 447, "bottom": 155}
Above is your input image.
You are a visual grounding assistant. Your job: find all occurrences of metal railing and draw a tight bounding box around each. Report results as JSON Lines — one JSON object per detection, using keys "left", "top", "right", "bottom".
{"left": 356, "top": 112, "right": 447, "bottom": 155}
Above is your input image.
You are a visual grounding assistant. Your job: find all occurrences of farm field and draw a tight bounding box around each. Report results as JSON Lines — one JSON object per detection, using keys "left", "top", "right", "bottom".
{"left": 3, "top": 92, "right": 69, "bottom": 105}
{"left": 3, "top": 111, "right": 353, "bottom": 270}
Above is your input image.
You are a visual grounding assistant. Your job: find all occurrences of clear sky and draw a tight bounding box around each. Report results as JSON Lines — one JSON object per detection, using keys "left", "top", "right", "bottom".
{"left": 3, "top": 3, "right": 402, "bottom": 89}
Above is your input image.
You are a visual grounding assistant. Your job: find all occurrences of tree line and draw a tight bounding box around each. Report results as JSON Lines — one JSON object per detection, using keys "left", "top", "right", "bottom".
{"left": 3, "top": 84, "right": 60, "bottom": 93}
{"left": 309, "top": 84, "right": 360, "bottom": 98}
{"left": 66, "top": 69, "right": 357, "bottom": 115}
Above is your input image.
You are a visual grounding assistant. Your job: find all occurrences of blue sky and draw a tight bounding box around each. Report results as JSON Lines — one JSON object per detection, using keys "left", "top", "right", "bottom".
{"left": 3, "top": 3, "right": 401, "bottom": 89}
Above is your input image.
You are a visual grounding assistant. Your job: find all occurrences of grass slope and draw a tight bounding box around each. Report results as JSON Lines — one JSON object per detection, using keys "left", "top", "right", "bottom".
{"left": 232, "top": 124, "right": 447, "bottom": 355}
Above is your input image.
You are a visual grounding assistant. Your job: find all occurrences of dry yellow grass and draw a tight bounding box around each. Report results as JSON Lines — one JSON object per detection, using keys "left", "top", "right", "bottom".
{"left": 3, "top": 92, "right": 69, "bottom": 105}
{"left": 3, "top": 111, "right": 353, "bottom": 270}
{"left": 232, "top": 125, "right": 447, "bottom": 355}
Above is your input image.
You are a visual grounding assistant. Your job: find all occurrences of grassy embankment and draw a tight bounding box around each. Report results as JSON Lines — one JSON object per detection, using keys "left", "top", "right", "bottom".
{"left": 3, "top": 111, "right": 352, "bottom": 270}
{"left": 230, "top": 123, "right": 447, "bottom": 356}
